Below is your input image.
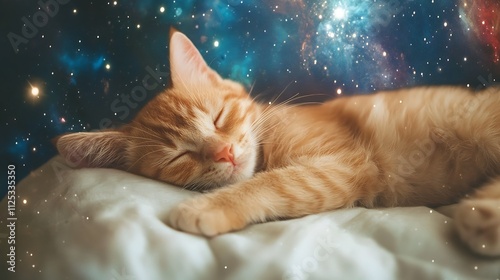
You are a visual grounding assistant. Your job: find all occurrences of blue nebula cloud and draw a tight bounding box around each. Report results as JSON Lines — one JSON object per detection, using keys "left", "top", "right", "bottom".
{"left": 8, "top": 138, "right": 28, "bottom": 156}
{"left": 303, "top": 0, "right": 418, "bottom": 90}
{"left": 59, "top": 52, "right": 107, "bottom": 74}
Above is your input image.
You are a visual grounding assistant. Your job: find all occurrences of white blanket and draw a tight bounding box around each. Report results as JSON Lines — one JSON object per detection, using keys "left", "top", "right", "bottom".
{"left": 1, "top": 156, "right": 499, "bottom": 280}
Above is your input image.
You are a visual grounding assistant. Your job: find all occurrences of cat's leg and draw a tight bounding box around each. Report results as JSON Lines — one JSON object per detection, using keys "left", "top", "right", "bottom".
{"left": 168, "top": 156, "right": 381, "bottom": 236}
{"left": 454, "top": 177, "right": 500, "bottom": 256}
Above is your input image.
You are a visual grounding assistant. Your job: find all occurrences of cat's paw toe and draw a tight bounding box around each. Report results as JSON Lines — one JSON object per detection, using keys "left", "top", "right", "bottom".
{"left": 168, "top": 196, "right": 246, "bottom": 236}
{"left": 455, "top": 199, "right": 500, "bottom": 256}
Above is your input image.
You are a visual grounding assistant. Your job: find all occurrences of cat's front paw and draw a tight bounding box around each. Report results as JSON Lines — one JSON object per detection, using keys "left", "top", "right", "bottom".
{"left": 168, "top": 195, "right": 248, "bottom": 236}
{"left": 455, "top": 199, "right": 500, "bottom": 256}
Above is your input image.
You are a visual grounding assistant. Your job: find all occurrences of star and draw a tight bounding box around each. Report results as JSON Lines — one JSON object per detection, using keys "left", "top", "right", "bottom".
{"left": 31, "top": 87, "right": 39, "bottom": 97}
{"left": 333, "top": 7, "right": 346, "bottom": 20}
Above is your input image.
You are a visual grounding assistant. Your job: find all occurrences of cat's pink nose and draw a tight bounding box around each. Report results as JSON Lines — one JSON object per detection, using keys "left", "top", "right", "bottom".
{"left": 213, "top": 144, "right": 235, "bottom": 165}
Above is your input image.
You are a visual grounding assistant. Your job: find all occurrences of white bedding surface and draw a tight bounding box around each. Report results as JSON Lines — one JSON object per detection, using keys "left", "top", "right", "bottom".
{"left": 1, "top": 156, "right": 499, "bottom": 280}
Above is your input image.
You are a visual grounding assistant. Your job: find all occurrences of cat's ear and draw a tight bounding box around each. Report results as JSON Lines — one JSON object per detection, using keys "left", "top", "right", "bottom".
{"left": 169, "top": 28, "right": 222, "bottom": 87}
{"left": 53, "top": 131, "right": 129, "bottom": 168}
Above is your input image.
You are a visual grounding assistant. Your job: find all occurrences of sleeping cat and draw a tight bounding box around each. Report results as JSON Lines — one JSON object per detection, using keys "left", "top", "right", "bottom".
{"left": 55, "top": 29, "right": 500, "bottom": 257}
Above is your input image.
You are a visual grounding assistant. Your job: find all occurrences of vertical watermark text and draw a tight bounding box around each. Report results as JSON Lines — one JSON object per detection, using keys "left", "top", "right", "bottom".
{"left": 6, "top": 164, "right": 17, "bottom": 273}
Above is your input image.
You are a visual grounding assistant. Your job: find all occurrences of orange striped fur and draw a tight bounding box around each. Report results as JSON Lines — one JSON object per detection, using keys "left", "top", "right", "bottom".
{"left": 55, "top": 30, "right": 500, "bottom": 256}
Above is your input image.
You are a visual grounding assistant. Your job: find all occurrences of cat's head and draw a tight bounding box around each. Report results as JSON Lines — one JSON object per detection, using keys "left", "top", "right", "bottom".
{"left": 55, "top": 29, "right": 262, "bottom": 191}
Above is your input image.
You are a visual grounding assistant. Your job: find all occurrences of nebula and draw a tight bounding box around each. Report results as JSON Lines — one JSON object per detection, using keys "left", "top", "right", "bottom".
{"left": 459, "top": 0, "right": 500, "bottom": 63}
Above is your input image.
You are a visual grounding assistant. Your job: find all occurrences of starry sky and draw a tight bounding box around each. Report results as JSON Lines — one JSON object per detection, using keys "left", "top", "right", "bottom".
{"left": 1, "top": 0, "right": 499, "bottom": 193}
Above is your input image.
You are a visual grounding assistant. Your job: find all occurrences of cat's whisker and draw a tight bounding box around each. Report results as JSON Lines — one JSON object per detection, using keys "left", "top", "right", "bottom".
{"left": 267, "top": 81, "right": 294, "bottom": 105}
{"left": 250, "top": 102, "right": 281, "bottom": 127}
{"left": 181, "top": 182, "right": 194, "bottom": 190}
{"left": 250, "top": 108, "right": 282, "bottom": 132}
{"left": 185, "top": 176, "right": 222, "bottom": 191}
{"left": 185, "top": 181, "right": 205, "bottom": 192}
{"left": 275, "top": 93, "right": 325, "bottom": 107}
{"left": 248, "top": 80, "right": 257, "bottom": 97}
{"left": 250, "top": 98, "right": 326, "bottom": 144}
{"left": 250, "top": 96, "right": 324, "bottom": 133}
{"left": 253, "top": 121, "right": 281, "bottom": 138}
{"left": 192, "top": 183, "right": 207, "bottom": 192}
{"left": 154, "top": 158, "right": 172, "bottom": 171}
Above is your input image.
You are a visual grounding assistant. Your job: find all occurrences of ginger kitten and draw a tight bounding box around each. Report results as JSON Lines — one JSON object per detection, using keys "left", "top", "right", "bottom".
{"left": 55, "top": 29, "right": 500, "bottom": 256}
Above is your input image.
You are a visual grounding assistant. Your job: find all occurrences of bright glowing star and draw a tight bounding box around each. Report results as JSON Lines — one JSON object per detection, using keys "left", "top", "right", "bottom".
{"left": 136, "top": 24, "right": 141, "bottom": 29}
{"left": 31, "top": 86, "right": 39, "bottom": 96}
{"left": 23, "top": 199, "right": 27, "bottom": 204}
{"left": 333, "top": 7, "right": 346, "bottom": 20}
{"left": 336, "top": 88, "right": 342, "bottom": 94}
{"left": 60, "top": 117, "right": 66, "bottom": 123}
{"left": 382, "top": 51, "right": 387, "bottom": 57}
{"left": 214, "top": 40, "right": 220, "bottom": 47}
{"left": 352, "top": 33, "right": 357, "bottom": 38}
{"left": 105, "top": 64, "right": 111, "bottom": 70}
{"left": 32, "top": 147, "right": 36, "bottom": 152}
{"left": 160, "top": 6, "right": 165, "bottom": 13}
{"left": 464, "top": 57, "right": 467, "bottom": 61}
{"left": 444, "top": 22, "right": 448, "bottom": 27}
{"left": 113, "top": 1, "right": 117, "bottom": 5}
{"left": 73, "top": 9, "right": 77, "bottom": 14}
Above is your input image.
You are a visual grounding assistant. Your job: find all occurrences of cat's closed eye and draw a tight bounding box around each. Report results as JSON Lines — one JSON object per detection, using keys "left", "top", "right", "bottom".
{"left": 168, "top": 151, "right": 189, "bottom": 165}
{"left": 214, "top": 108, "right": 224, "bottom": 129}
